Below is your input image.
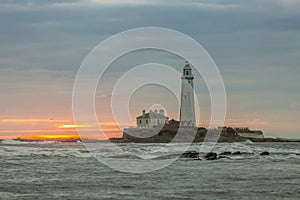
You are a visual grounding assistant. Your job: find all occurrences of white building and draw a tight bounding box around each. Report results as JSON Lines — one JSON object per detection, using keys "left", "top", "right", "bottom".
{"left": 136, "top": 109, "right": 169, "bottom": 128}
{"left": 179, "top": 61, "right": 196, "bottom": 127}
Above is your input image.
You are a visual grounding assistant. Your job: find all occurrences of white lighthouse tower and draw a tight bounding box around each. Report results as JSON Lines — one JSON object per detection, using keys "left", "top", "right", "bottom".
{"left": 180, "top": 61, "right": 196, "bottom": 127}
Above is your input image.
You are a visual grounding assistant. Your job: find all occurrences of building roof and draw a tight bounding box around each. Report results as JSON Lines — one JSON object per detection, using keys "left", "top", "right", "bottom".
{"left": 137, "top": 110, "right": 167, "bottom": 119}
{"left": 183, "top": 61, "right": 192, "bottom": 70}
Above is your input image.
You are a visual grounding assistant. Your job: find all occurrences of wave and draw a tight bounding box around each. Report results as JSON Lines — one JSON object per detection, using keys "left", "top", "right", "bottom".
{"left": 1, "top": 139, "right": 59, "bottom": 145}
{"left": 1, "top": 141, "right": 299, "bottom": 160}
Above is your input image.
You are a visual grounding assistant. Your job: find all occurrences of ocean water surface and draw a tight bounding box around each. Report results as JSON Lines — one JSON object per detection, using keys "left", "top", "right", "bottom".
{"left": 1, "top": 140, "right": 299, "bottom": 199}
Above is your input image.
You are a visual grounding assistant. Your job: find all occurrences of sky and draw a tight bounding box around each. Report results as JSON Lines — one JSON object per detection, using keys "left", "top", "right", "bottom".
{"left": 0, "top": 0, "right": 300, "bottom": 139}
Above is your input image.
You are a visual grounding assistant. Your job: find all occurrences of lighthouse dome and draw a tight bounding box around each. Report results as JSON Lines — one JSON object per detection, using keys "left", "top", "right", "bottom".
{"left": 183, "top": 61, "right": 192, "bottom": 69}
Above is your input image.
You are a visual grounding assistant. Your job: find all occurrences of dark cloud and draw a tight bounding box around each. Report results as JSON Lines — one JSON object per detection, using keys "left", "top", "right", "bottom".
{"left": 0, "top": 0, "right": 299, "bottom": 137}
{"left": 1, "top": 0, "right": 299, "bottom": 68}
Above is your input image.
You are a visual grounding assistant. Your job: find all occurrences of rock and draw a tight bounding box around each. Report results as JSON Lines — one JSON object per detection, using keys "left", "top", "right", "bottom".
{"left": 205, "top": 152, "right": 218, "bottom": 160}
{"left": 220, "top": 151, "right": 232, "bottom": 155}
{"left": 232, "top": 151, "right": 241, "bottom": 155}
{"left": 260, "top": 151, "right": 270, "bottom": 155}
{"left": 181, "top": 151, "right": 199, "bottom": 158}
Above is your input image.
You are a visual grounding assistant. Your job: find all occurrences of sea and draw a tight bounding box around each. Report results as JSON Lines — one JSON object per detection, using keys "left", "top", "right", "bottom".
{"left": 0, "top": 140, "right": 299, "bottom": 200}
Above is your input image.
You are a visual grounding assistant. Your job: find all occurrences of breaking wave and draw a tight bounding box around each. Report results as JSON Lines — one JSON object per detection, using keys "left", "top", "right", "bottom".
{"left": 0, "top": 140, "right": 299, "bottom": 161}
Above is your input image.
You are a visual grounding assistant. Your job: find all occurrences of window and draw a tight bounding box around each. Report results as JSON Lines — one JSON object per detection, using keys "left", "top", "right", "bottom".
{"left": 139, "top": 119, "right": 141, "bottom": 124}
{"left": 186, "top": 71, "right": 189, "bottom": 75}
{"left": 146, "top": 119, "right": 148, "bottom": 124}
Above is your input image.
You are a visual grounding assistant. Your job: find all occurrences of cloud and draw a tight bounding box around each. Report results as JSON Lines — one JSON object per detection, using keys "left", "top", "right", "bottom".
{"left": 87, "top": 0, "right": 157, "bottom": 5}
{"left": 96, "top": 93, "right": 112, "bottom": 99}
{"left": 0, "top": 0, "right": 250, "bottom": 11}
{"left": 0, "top": 0, "right": 299, "bottom": 138}
{"left": 276, "top": 0, "right": 300, "bottom": 6}
{"left": 2, "top": 119, "right": 71, "bottom": 123}
{"left": 0, "top": 0, "right": 299, "bottom": 12}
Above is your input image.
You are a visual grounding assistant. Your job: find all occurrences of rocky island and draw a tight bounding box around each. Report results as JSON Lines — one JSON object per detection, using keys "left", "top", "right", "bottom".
{"left": 110, "top": 125, "right": 300, "bottom": 143}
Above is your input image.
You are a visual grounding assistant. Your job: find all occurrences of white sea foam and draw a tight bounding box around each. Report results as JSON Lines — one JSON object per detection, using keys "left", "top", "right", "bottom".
{"left": 1, "top": 139, "right": 23, "bottom": 144}
{"left": 1, "top": 139, "right": 56, "bottom": 145}
{"left": 1, "top": 141, "right": 299, "bottom": 160}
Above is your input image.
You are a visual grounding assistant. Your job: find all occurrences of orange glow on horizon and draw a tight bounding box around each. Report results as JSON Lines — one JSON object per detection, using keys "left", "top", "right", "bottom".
{"left": 15, "top": 134, "right": 80, "bottom": 141}
{"left": 57, "top": 124, "right": 92, "bottom": 129}
{"left": 8, "top": 133, "right": 122, "bottom": 141}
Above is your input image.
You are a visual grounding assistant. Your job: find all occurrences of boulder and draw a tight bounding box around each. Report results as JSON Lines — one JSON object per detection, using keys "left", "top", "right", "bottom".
{"left": 181, "top": 151, "right": 199, "bottom": 158}
{"left": 205, "top": 152, "right": 218, "bottom": 160}
{"left": 260, "top": 151, "right": 270, "bottom": 155}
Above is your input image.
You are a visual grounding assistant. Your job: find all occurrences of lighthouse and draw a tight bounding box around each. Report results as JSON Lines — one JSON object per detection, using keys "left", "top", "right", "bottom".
{"left": 180, "top": 61, "right": 196, "bottom": 127}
